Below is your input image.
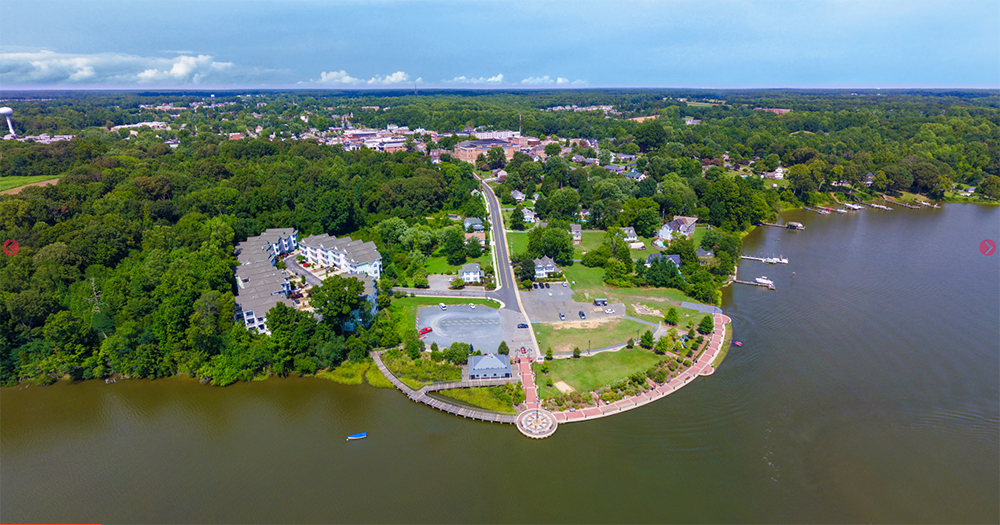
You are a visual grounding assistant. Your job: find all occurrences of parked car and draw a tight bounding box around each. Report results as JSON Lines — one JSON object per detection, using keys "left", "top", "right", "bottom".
{"left": 520, "top": 347, "right": 527, "bottom": 355}
{"left": 470, "top": 304, "right": 476, "bottom": 309}
{"left": 605, "top": 308, "right": 614, "bottom": 314}
{"left": 517, "top": 323, "right": 529, "bottom": 329}
{"left": 559, "top": 312, "right": 566, "bottom": 320}
{"left": 440, "top": 303, "right": 447, "bottom": 310}
{"left": 532, "top": 283, "right": 538, "bottom": 289}
{"left": 579, "top": 311, "right": 586, "bottom": 319}
{"left": 562, "top": 282, "right": 568, "bottom": 287}
{"left": 419, "top": 327, "right": 432, "bottom": 335}
{"left": 544, "top": 283, "right": 550, "bottom": 289}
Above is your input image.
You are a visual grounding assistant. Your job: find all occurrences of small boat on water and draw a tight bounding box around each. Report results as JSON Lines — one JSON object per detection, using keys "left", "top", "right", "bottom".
{"left": 843, "top": 203, "right": 862, "bottom": 210}
{"left": 732, "top": 341, "right": 743, "bottom": 347}
{"left": 755, "top": 276, "right": 774, "bottom": 286}
{"left": 347, "top": 432, "right": 367, "bottom": 441}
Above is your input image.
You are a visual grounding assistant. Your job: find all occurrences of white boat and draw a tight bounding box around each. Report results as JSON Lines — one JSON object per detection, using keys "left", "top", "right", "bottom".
{"left": 755, "top": 276, "right": 774, "bottom": 286}
{"left": 777, "top": 257, "right": 788, "bottom": 264}
{"left": 843, "top": 203, "right": 862, "bottom": 210}
{"left": 834, "top": 208, "right": 847, "bottom": 213}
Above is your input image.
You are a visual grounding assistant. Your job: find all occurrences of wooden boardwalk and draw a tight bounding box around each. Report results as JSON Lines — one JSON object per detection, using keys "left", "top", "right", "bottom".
{"left": 371, "top": 351, "right": 517, "bottom": 424}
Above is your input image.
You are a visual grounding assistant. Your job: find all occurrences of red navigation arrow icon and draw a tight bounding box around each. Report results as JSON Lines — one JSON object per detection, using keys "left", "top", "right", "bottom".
{"left": 2, "top": 239, "right": 18, "bottom": 256}
{"left": 981, "top": 239, "right": 996, "bottom": 256}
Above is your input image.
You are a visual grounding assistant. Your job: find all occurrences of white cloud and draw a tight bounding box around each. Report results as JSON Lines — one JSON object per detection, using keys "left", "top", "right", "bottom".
{"left": 521, "top": 75, "right": 555, "bottom": 85}
{"left": 369, "top": 71, "right": 409, "bottom": 84}
{"left": 444, "top": 73, "right": 504, "bottom": 84}
{"left": 557, "top": 77, "right": 569, "bottom": 84}
{"left": 0, "top": 50, "right": 243, "bottom": 85}
{"left": 315, "top": 69, "right": 410, "bottom": 85}
{"left": 572, "top": 79, "right": 588, "bottom": 85}
{"left": 318, "top": 69, "right": 363, "bottom": 84}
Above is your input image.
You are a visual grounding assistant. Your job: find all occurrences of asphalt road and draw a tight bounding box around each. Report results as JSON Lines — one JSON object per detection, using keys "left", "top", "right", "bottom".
{"left": 481, "top": 180, "right": 520, "bottom": 311}
{"left": 284, "top": 257, "right": 323, "bottom": 287}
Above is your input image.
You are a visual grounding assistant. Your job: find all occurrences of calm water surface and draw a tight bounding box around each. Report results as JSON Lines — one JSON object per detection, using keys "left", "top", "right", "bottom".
{"left": 3, "top": 204, "right": 998, "bottom": 523}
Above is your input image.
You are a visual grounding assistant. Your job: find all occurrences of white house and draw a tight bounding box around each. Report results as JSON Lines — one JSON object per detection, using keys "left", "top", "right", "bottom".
{"left": 658, "top": 216, "right": 698, "bottom": 240}
{"left": 622, "top": 227, "right": 638, "bottom": 243}
{"left": 463, "top": 217, "right": 484, "bottom": 232}
{"left": 461, "top": 262, "right": 483, "bottom": 284}
{"left": 570, "top": 223, "right": 582, "bottom": 245}
{"left": 522, "top": 208, "right": 536, "bottom": 224}
{"left": 511, "top": 190, "right": 526, "bottom": 202}
{"left": 299, "top": 233, "right": 383, "bottom": 280}
{"left": 232, "top": 228, "right": 299, "bottom": 333}
{"left": 534, "top": 256, "right": 557, "bottom": 278}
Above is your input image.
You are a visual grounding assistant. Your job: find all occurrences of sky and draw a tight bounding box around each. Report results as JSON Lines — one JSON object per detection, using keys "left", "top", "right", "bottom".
{"left": 1, "top": 0, "right": 998, "bottom": 89}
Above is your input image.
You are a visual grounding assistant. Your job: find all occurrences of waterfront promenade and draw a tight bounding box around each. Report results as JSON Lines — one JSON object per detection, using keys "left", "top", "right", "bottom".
{"left": 548, "top": 313, "right": 731, "bottom": 424}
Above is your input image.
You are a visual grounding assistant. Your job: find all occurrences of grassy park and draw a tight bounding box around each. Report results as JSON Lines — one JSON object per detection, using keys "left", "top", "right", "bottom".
{"left": 423, "top": 253, "right": 491, "bottom": 275}
{"left": 531, "top": 347, "right": 664, "bottom": 398}
{"left": 534, "top": 317, "right": 650, "bottom": 355}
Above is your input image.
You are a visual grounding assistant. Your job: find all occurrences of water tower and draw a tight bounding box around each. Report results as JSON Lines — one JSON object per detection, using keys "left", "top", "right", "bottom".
{"left": 0, "top": 107, "right": 15, "bottom": 138}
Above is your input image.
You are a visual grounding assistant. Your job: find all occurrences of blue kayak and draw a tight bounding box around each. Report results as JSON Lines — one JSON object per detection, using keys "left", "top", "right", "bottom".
{"left": 347, "top": 432, "right": 367, "bottom": 441}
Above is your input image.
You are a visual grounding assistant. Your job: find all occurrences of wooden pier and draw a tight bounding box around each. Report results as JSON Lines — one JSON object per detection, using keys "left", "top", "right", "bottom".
{"left": 918, "top": 200, "right": 941, "bottom": 209}
{"left": 804, "top": 207, "right": 830, "bottom": 215}
{"left": 866, "top": 202, "right": 893, "bottom": 210}
{"left": 733, "top": 279, "right": 776, "bottom": 290}
{"left": 894, "top": 201, "right": 920, "bottom": 209}
{"left": 760, "top": 222, "right": 805, "bottom": 230}
{"left": 371, "top": 351, "right": 518, "bottom": 424}
{"left": 740, "top": 255, "right": 789, "bottom": 265}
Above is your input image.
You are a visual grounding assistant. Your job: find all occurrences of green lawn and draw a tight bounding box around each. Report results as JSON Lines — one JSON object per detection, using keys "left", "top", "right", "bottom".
{"left": 711, "top": 320, "right": 734, "bottom": 370}
{"left": 424, "top": 253, "right": 491, "bottom": 275}
{"left": 574, "top": 231, "right": 606, "bottom": 256}
{"left": 532, "top": 347, "right": 664, "bottom": 398}
{"left": 535, "top": 317, "right": 650, "bottom": 355}
{"left": 436, "top": 387, "right": 517, "bottom": 414}
{"left": 389, "top": 296, "right": 497, "bottom": 337}
{"left": 0, "top": 175, "right": 60, "bottom": 193}
{"left": 506, "top": 231, "right": 529, "bottom": 255}
{"left": 560, "top": 264, "right": 606, "bottom": 300}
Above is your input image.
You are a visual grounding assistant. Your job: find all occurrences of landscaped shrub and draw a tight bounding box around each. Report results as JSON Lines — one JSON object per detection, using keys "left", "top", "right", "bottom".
{"left": 683, "top": 359, "right": 692, "bottom": 367}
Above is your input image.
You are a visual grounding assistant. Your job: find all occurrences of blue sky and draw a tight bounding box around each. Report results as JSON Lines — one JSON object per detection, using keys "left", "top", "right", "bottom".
{"left": 1, "top": 0, "right": 997, "bottom": 89}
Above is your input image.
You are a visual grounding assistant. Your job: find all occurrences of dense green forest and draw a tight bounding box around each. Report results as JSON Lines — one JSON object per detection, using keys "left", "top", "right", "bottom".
{"left": 1, "top": 89, "right": 997, "bottom": 386}
{"left": 0, "top": 133, "right": 482, "bottom": 386}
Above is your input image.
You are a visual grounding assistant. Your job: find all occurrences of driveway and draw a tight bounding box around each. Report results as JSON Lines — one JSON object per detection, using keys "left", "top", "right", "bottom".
{"left": 285, "top": 257, "right": 322, "bottom": 287}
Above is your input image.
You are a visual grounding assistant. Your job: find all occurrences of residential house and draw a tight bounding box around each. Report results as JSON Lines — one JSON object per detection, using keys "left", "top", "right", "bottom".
{"left": 463, "top": 217, "right": 484, "bottom": 232}
{"left": 696, "top": 248, "right": 715, "bottom": 264}
{"left": 683, "top": 117, "right": 701, "bottom": 125}
{"left": 522, "top": 208, "right": 536, "bottom": 224}
{"left": 658, "top": 216, "right": 698, "bottom": 240}
{"left": 765, "top": 166, "right": 786, "bottom": 180}
{"left": 570, "top": 224, "right": 582, "bottom": 245}
{"left": 646, "top": 253, "right": 682, "bottom": 268}
{"left": 571, "top": 154, "right": 586, "bottom": 163}
{"left": 464, "top": 232, "right": 486, "bottom": 247}
{"left": 468, "top": 354, "right": 512, "bottom": 380}
{"left": 299, "top": 233, "right": 383, "bottom": 280}
{"left": 616, "top": 154, "right": 637, "bottom": 163}
{"left": 602, "top": 165, "right": 625, "bottom": 175}
{"left": 864, "top": 172, "right": 875, "bottom": 187}
{"left": 624, "top": 170, "right": 645, "bottom": 181}
{"left": 461, "top": 263, "right": 484, "bottom": 284}
{"left": 511, "top": 190, "right": 526, "bottom": 202}
{"left": 622, "top": 227, "right": 638, "bottom": 243}
{"left": 534, "top": 256, "right": 557, "bottom": 279}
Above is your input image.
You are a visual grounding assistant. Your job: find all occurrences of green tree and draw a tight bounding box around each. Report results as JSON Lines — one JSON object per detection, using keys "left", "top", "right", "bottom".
{"left": 544, "top": 143, "right": 562, "bottom": 157}
{"left": 977, "top": 175, "right": 1000, "bottom": 199}
{"left": 573, "top": 347, "right": 581, "bottom": 358}
{"left": 634, "top": 120, "right": 667, "bottom": 152}
{"left": 498, "top": 341, "right": 509, "bottom": 355}
{"left": 486, "top": 147, "right": 507, "bottom": 170}
{"left": 665, "top": 307, "right": 679, "bottom": 325}
{"left": 442, "top": 227, "right": 467, "bottom": 265}
{"left": 405, "top": 337, "right": 424, "bottom": 360}
{"left": 640, "top": 329, "right": 654, "bottom": 349}
{"left": 509, "top": 207, "right": 527, "bottom": 231}
{"left": 698, "top": 314, "right": 714, "bottom": 335}
{"left": 310, "top": 275, "right": 365, "bottom": 332}
{"left": 445, "top": 342, "right": 471, "bottom": 364}
{"left": 546, "top": 347, "right": 553, "bottom": 360}
{"left": 450, "top": 277, "right": 466, "bottom": 289}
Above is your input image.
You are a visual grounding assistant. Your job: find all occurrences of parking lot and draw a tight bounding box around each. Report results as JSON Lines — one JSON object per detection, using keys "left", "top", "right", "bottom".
{"left": 415, "top": 304, "right": 505, "bottom": 354}
{"left": 520, "top": 281, "right": 625, "bottom": 324}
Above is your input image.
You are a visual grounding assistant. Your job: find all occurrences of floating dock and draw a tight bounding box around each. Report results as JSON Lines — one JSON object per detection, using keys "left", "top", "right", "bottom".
{"left": 804, "top": 207, "right": 830, "bottom": 215}
{"left": 894, "top": 201, "right": 920, "bottom": 209}
{"left": 866, "top": 202, "right": 893, "bottom": 210}
{"left": 733, "top": 279, "right": 776, "bottom": 290}
{"left": 918, "top": 200, "right": 941, "bottom": 209}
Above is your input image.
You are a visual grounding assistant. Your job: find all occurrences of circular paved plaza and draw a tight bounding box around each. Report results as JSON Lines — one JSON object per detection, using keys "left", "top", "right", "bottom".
{"left": 516, "top": 408, "right": 558, "bottom": 438}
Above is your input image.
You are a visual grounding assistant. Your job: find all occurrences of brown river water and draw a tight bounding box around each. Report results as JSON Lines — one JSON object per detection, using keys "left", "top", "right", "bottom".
{"left": 2, "top": 204, "right": 997, "bottom": 523}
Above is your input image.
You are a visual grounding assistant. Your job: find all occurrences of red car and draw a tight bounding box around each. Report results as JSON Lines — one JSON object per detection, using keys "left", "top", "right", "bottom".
{"left": 419, "top": 327, "right": 432, "bottom": 335}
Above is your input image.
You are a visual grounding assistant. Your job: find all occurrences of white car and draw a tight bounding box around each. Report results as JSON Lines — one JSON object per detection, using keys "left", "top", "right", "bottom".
{"left": 440, "top": 303, "right": 447, "bottom": 311}
{"left": 605, "top": 308, "right": 614, "bottom": 314}
{"left": 470, "top": 304, "right": 476, "bottom": 309}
